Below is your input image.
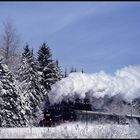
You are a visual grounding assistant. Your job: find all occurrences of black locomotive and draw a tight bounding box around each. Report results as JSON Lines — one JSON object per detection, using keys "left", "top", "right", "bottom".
{"left": 39, "top": 97, "right": 92, "bottom": 127}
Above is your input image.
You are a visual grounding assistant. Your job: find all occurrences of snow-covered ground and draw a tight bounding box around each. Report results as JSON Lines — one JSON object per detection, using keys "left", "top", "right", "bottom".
{"left": 0, "top": 121, "right": 140, "bottom": 138}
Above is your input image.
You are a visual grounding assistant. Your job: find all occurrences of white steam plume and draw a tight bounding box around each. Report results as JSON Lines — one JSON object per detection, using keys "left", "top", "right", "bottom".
{"left": 48, "top": 65, "right": 140, "bottom": 105}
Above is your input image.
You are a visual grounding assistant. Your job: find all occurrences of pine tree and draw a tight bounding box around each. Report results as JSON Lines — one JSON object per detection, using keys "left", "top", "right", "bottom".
{"left": 74, "top": 68, "right": 77, "bottom": 72}
{"left": 17, "top": 44, "right": 46, "bottom": 126}
{"left": 55, "top": 60, "right": 63, "bottom": 80}
{"left": 0, "top": 57, "right": 26, "bottom": 127}
{"left": 64, "top": 67, "right": 68, "bottom": 78}
{"left": 42, "top": 59, "right": 60, "bottom": 91}
{"left": 37, "top": 42, "right": 52, "bottom": 72}
{"left": 37, "top": 42, "right": 52, "bottom": 90}
{"left": 81, "top": 68, "right": 84, "bottom": 73}
{"left": 70, "top": 66, "right": 74, "bottom": 73}
{"left": 37, "top": 42, "right": 62, "bottom": 91}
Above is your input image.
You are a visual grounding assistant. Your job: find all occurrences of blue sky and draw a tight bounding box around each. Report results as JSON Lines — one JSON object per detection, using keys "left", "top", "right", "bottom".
{"left": 0, "top": 2, "right": 140, "bottom": 74}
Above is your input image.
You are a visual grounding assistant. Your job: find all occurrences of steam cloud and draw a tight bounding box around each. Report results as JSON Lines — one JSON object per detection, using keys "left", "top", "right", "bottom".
{"left": 48, "top": 65, "right": 140, "bottom": 105}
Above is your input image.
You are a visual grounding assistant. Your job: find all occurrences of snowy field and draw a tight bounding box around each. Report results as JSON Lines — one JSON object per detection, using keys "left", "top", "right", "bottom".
{"left": 0, "top": 121, "right": 140, "bottom": 139}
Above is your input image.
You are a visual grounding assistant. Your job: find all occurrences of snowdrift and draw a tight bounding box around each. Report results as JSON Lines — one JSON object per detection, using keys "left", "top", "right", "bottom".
{"left": 0, "top": 122, "right": 140, "bottom": 138}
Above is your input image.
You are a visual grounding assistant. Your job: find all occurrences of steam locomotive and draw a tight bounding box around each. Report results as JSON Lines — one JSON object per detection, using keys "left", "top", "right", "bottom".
{"left": 39, "top": 98, "right": 92, "bottom": 127}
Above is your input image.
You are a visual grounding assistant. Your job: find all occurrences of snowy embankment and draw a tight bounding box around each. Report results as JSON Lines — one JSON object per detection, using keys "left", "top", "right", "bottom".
{"left": 0, "top": 121, "right": 140, "bottom": 138}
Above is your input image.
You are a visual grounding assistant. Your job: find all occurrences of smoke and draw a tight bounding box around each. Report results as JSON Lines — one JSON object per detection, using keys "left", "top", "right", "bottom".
{"left": 48, "top": 65, "right": 140, "bottom": 105}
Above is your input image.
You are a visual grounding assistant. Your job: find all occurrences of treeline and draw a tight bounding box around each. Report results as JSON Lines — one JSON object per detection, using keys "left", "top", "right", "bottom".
{"left": 0, "top": 42, "right": 63, "bottom": 127}
{"left": 0, "top": 20, "right": 85, "bottom": 127}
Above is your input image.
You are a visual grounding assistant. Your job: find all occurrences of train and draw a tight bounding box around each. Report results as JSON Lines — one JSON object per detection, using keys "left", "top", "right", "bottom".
{"left": 39, "top": 98, "right": 140, "bottom": 127}
{"left": 39, "top": 98, "right": 91, "bottom": 127}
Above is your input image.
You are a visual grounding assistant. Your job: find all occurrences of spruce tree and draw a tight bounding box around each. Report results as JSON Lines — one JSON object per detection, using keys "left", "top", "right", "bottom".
{"left": 70, "top": 66, "right": 74, "bottom": 73}
{"left": 37, "top": 42, "right": 62, "bottom": 91}
{"left": 74, "top": 68, "right": 77, "bottom": 72}
{"left": 55, "top": 60, "right": 63, "bottom": 80}
{"left": 81, "top": 68, "right": 84, "bottom": 73}
{"left": 64, "top": 67, "right": 68, "bottom": 78}
{"left": 17, "top": 44, "right": 46, "bottom": 126}
{"left": 42, "top": 59, "right": 60, "bottom": 91}
{"left": 37, "top": 42, "right": 52, "bottom": 72}
{"left": 0, "top": 57, "right": 26, "bottom": 127}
